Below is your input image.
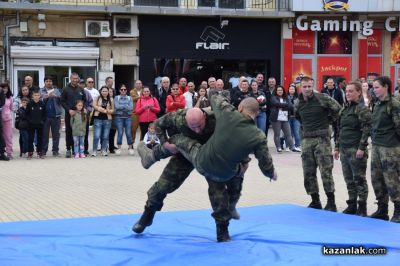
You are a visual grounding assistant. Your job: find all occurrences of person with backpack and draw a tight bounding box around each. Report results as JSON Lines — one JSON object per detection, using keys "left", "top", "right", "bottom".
{"left": 369, "top": 76, "right": 400, "bottom": 223}
{"left": 294, "top": 76, "right": 342, "bottom": 212}
{"left": 135, "top": 86, "right": 160, "bottom": 141}
{"left": 334, "top": 81, "right": 371, "bottom": 217}
{"left": 114, "top": 84, "right": 134, "bottom": 155}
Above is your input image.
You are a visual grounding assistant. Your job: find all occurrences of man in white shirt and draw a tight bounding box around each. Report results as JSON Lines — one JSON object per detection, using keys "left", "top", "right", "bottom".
{"left": 85, "top": 77, "right": 99, "bottom": 102}
{"left": 183, "top": 82, "right": 197, "bottom": 108}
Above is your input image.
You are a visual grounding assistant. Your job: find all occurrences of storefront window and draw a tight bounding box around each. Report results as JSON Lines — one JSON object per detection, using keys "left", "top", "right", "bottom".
{"left": 71, "top": 67, "right": 96, "bottom": 83}
{"left": 198, "top": 0, "right": 215, "bottom": 7}
{"left": 220, "top": 0, "right": 244, "bottom": 9}
{"left": 45, "top": 66, "right": 68, "bottom": 90}
{"left": 317, "top": 31, "right": 352, "bottom": 54}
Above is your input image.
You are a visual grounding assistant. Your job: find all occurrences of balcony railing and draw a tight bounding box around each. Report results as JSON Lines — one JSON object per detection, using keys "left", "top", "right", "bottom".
{"left": 4, "top": 0, "right": 291, "bottom": 11}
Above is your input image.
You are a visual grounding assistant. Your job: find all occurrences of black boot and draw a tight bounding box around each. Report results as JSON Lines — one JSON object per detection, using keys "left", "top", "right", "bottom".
{"left": 343, "top": 200, "right": 357, "bottom": 215}
{"left": 308, "top": 193, "right": 322, "bottom": 209}
{"left": 132, "top": 207, "right": 156, "bottom": 234}
{"left": 229, "top": 203, "right": 240, "bottom": 220}
{"left": 216, "top": 222, "right": 231, "bottom": 242}
{"left": 324, "top": 192, "right": 337, "bottom": 212}
{"left": 370, "top": 201, "right": 389, "bottom": 221}
{"left": 0, "top": 153, "right": 10, "bottom": 161}
{"left": 390, "top": 201, "right": 400, "bottom": 223}
{"left": 356, "top": 201, "right": 367, "bottom": 217}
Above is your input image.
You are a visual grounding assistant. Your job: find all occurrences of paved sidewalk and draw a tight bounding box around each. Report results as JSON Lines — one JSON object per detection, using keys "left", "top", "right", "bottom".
{"left": 0, "top": 129, "right": 387, "bottom": 222}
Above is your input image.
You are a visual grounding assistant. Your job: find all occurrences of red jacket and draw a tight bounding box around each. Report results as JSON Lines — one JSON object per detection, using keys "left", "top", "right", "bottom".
{"left": 135, "top": 96, "right": 160, "bottom": 122}
{"left": 166, "top": 94, "right": 185, "bottom": 113}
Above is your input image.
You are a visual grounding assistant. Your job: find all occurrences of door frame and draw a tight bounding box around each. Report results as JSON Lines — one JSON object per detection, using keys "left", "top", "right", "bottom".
{"left": 13, "top": 66, "right": 45, "bottom": 95}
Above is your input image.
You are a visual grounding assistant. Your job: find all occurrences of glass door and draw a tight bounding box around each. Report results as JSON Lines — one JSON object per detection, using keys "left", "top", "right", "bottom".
{"left": 13, "top": 66, "right": 44, "bottom": 96}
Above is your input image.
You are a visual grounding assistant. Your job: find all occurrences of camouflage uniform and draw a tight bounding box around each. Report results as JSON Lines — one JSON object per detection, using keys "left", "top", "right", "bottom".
{"left": 294, "top": 93, "right": 342, "bottom": 195}
{"left": 371, "top": 96, "right": 400, "bottom": 204}
{"left": 169, "top": 95, "right": 274, "bottom": 182}
{"left": 145, "top": 108, "right": 243, "bottom": 224}
{"left": 336, "top": 102, "right": 371, "bottom": 202}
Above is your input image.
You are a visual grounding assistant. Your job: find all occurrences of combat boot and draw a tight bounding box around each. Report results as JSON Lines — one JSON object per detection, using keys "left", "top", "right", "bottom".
{"left": 356, "top": 201, "right": 367, "bottom": 217}
{"left": 216, "top": 222, "right": 231, "bottom": 242}
{"left": 308, "top": 193, "right": 322, "bottom": 209}
{"left": 132, "top": 207, "right": 156, "bottom": 234}
{"left": 390, "top": 201, "right": 400, "bottom": 223}
{"left": 343, "top": 200, "right": 357, "bottom": 215}
{"left": 229, "top": 203, "right": 240, "bottom": 220}
{"left": 370, "top": 201, "right": 389, "bottom": 221}
{"left": 137, "top": 142, "right": 156, "bottom": 169}
{"left": 324, "top": 192, "right": 337, "bottom": 212}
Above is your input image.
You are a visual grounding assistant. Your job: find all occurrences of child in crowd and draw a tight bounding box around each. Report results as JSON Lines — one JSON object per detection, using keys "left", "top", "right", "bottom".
{"left": 15, "top": 97, "right": 30, "bottom": 157}
{"left": 143, "top": 123, "right": 160, "bottom": 149}
{"left": 26, "top": 90, "right": 46, "bottom": 159}
{"left": 70, "top": 100, "right": 87, "bottom": 158}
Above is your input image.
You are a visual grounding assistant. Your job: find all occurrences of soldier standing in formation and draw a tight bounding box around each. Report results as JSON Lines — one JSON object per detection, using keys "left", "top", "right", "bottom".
{"left": 334, "top": 81, "right": 371, "bottom": 216}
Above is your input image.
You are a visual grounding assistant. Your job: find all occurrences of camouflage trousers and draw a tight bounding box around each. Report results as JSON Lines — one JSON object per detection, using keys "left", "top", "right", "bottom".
{"left": 371, "top": 145, "right": 400, "bottom": 203}
{"left": 301, "top": 136, "right": 335, "bottom": 195}
{"left": 339, "top": 147, "right": 368, "bottom": 201}
{"left": 145, "top": 150, "right": 243, "bottom": 224}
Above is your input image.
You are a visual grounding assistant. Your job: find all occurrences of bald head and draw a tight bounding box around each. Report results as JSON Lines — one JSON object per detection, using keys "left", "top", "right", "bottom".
{"left": 186, "top": 108, "right": 206, "bottom": 134}
{"left": 238, "top": 97, "right": 260, "bottom": 117}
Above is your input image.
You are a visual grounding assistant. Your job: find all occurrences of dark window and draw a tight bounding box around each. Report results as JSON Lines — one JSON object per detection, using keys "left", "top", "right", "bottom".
{"left": 219, "top": 0, "right": 245, "bottom": 9}
{"left": 198, "top": 0, "right": 216, "bottom": 7}
{"left": 134, "top": 0, "right": 178, "bottom": 7}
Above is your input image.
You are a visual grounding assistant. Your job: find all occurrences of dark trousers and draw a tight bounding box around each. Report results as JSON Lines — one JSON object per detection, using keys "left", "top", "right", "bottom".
{"left": 0, "top": 118, "right": 5, "bottom": 154}
{"left": 28, "top": 126, "right": 43, "bottom": 153}
{"left": 20, "top": 129, "right": 29, "bottom": 154}
{"left": 265, "top": 112, "right": 270, "bottom": 137}
{"left": 139, "top": 122, "right": 152, "bottom": 141}
{"left": 84, "top": 113, "right": 90, "bottom": 152}
{"left": 108, "top": 128, "right": 116, "bottom": 152}
{"left": 42, "top": 117, "right": 61, "bottom": 154}
{"left": 64, "top": 112, "right": 74, "bottom": 151}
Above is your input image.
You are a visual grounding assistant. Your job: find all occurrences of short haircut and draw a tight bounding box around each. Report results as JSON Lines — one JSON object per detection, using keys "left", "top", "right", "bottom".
{"left": 106, "top": 76, "right": 113, "bottom": 82}
{"left": 44, "top": 76, "right": 53, "bottom": 82}
{"left": 239, "top": 97, "right": 259, "bottom": 115}
{"left": 21, "top": 97, "right": 29, "bottom": 102}
{"left": 300, "top": 76, "right": 312, "bottom": 83}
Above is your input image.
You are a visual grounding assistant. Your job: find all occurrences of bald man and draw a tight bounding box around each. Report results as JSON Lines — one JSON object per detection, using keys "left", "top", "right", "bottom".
{"left": 208, "top": 79, "right": 230, "bottom": 102}
{"left": 133, "top": 105, "right": 245, "bottom": 242}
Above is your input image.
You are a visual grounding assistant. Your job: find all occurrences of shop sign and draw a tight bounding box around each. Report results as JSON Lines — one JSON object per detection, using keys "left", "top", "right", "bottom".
{"left": 323, "top": 0, "right": 349, "bottom": 11}
{"left": 293, "top": 29, "right": 314, "bottom": 54}
{"left": 296, "top": 15, "right": 400, "bottom": 36}
{"left": 195, "top": 26, "right": 230, "bottom": 50}
{"left": 317, "top": 56, "right": 351, "bottom": 89}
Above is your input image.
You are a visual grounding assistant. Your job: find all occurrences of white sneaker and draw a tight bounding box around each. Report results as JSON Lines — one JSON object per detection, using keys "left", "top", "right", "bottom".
{"left": 91, "top": 151, "right": 97, "bottom": 157}
{"left": 128, "top": 148, "right": 134, "bottom": 156}
{"left": 285, "top": 147, "right": 290, "bottom": 152}
{"left": 292, "top": 147, "right": 302, "bottom": 152}
{"left": 115, "top": 149, "right": 121, "bottom": 156}
{"left": 102, "top": 150, "right": 108, "bottom": 157}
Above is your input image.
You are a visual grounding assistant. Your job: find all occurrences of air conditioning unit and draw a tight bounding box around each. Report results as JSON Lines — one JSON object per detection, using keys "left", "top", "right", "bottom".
{"left": 85, "top": 20, "right": 111, "bottom": 38}
{"left": 113, "top": 16, "right": 139, "bottom": 38}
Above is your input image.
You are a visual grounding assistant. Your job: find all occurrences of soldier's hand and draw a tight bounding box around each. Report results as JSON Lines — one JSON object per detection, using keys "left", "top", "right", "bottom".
{"left": 356, "top": 149, "right": 364, "bottom": 159}
{"left": 333, "top": 150, "right": 340, "bottom": 160}
{"left": 163, "top": 142, "right": 178, "bottom": 154}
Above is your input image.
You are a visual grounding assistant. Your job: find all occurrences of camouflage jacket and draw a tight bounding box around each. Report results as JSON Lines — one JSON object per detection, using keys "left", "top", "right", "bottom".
{"left": 154, "top": 108, "right": 215, "bottom": 145}
{"left": 195, "top": 95, "right": 274, "bottom": 181}
{"left": 371, "top": 95, "right": 400, "bottom": 147}
{"left": 335, "top": 101, "right": 371, "bottom": 151}
{"left": 294, "top": 92, "right": 342, "bottom": 138}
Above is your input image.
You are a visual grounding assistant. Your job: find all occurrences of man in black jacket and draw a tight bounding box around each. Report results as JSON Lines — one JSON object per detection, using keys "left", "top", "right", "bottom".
{"left": 153, "top": 76, "right": 170, "bottom": 118}
{"left": 61, "top": 72, "right": 87, "bottom": 158}
{"left": 0, "top": 87, "right": 9, "bottom": 161}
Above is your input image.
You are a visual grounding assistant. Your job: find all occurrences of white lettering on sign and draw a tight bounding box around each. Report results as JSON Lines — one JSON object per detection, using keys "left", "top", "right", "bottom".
{"left": 195, "top": 42, "right": 230, "bottom": 50}
{"left": 296, "top": 15, "right": 374, "bottom": 36}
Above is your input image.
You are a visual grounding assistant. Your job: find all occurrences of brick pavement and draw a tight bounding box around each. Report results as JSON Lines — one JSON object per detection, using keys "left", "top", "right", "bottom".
{"left": 0, "top": 129, "right": 390, "bottom": 222}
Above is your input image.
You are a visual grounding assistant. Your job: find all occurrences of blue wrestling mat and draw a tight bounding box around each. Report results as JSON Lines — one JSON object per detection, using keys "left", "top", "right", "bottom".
{"left": 0, "top": 204, "right": 399, "bottom": 266}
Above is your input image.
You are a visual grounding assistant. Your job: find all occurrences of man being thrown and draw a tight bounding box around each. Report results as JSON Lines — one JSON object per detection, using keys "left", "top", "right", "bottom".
{"left": 168, "top": 95, "right": 276, "bottom": 184}
{"left": 134, "top": 104, "right": 246, "bottom": 242}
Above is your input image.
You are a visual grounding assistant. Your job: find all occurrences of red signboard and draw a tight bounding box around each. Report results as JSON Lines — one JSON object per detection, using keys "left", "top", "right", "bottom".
{"left": 317, "top": 57, "right": 352, "bottom": 90}
{"left": 391, "top": 32, "right": 400, "bottom": 64}
{"left": 293, "top": 28, "right": 315, "bottom": 54}
{"left": 292, "top": 59, "right": 313, "bottom": 84}
{"left": 367, "top": 57, "right": 382, "bottom": 76}
{"left": 368, "top": 30, "right": 382, "bottom": 54}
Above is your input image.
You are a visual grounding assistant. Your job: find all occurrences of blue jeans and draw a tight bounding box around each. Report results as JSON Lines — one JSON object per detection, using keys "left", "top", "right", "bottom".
{"left": 93, "top": 119, "right": 111, "bottom": 152}
{"left": 73, "top": 136, "right": 84, "bottom": 155}
{"left": 115, "top": 117, "right": 133, "bottom": 145}
{"left": 256, "top": 111, "right": 267, "bottom": 132}
{"left": 289, "top": 118, "right": 301, "bottom": 147}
